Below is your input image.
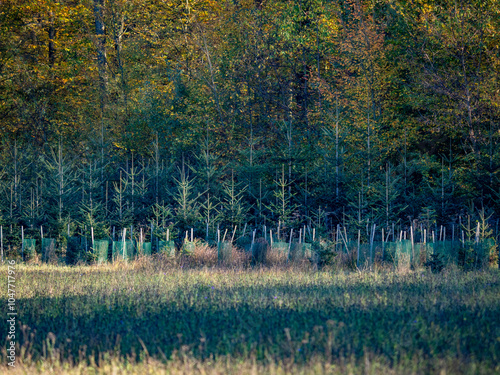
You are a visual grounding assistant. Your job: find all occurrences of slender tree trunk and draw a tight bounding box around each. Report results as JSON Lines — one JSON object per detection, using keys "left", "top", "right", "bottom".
{"left": 48, "top": 11, "right": 55, "bottom": 67}
{"left": 93, "top": 0, "right": 108, "bottom": 111}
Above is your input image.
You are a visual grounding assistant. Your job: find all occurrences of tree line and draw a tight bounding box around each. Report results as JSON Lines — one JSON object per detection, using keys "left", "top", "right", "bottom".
{"left": 0, "top": 0, "right": 499, "bottom": 241}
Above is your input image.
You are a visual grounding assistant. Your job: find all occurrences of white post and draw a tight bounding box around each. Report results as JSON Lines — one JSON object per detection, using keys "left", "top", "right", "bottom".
{"left": 288, "top": 228, "right": 294, "bottom": 260}
{"left": 370, "top": 224, "right": 376, "bottom": 270}
{"left": 251, "top": 229, "right": 256, "bottom": 255}
{"left": 21, "top": 226, "right": 24, "bottom": 260}
{"left": 231, "top": 225, "right": 237, "bottom": 243}
{"left": 410, "top": 225, "right": 414, "bottom": 265}
{"left": 382, "top": 228, "right": 385, "bottom": 261}
{"left": 357, "top": 229, "right": 360, "bottom": 268}
{"left": 122, "top": 228, "right": 126, "bottom": 260}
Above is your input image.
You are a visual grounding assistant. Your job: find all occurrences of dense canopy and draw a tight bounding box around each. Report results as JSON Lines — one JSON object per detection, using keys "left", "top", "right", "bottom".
{"left": 0, "top": 0, "right": 499, "bottom": 239}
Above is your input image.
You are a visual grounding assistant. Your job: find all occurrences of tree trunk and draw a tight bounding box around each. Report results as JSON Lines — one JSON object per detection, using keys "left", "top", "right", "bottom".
{"left": 93, "top": 0, "right": 108, "bottom": 111}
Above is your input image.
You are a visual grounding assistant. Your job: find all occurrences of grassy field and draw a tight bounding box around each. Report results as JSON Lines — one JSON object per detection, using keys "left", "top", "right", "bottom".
{"left": 1, "top": 257, "right": 500, "bottom": 374}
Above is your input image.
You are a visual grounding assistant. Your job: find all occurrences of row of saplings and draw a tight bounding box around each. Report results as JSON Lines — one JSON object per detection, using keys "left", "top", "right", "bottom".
{"left": 20, "top": 233, "right": 314, "bottom": 266}
{"left": 17, "top": 232, "right": 496, "bottom": 271}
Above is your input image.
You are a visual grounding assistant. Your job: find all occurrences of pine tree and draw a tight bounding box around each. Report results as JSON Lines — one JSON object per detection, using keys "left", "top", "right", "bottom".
{"left": 172, "top": 166, "right": 202, "bottom": 234}
{"left": 221, "top": 170, "right": 249, "bottom": 229}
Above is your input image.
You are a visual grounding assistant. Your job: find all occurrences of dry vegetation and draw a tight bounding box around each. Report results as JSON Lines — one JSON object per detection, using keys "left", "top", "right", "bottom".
{"left": 1, "top": 243, "right": 499, "bottom": 374}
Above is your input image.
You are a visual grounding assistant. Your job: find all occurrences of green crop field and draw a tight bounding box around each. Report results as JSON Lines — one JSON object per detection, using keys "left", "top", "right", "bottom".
{"left": 2, "top": 259, "right": 500, "bottom": 374}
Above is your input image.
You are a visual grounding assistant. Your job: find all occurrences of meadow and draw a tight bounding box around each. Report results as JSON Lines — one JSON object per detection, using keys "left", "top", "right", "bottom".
{"left": 1, "top": 256, "right": 500, "bottom": 375}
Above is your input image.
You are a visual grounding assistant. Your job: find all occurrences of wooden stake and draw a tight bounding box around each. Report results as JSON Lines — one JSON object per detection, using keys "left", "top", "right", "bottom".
{"left": 231, "top": 225, "right": 237, "bottom": 243}
{"left": 288, "top": 228, "right": 294, "bottom": 260}
{"left": 410, "top": 225, "right": 414, "bottom": 265}
{"left": 122, "top": 228, "right": 126, "bottom": 260}
{"left": 222, "top": 228, "right": 228, "bottom": 243}
{"left": 382, "top": 228, "right": 385, "bottom": 261}
{"left": 21, "top": 226, "right": 24, "bottom": 260}
{"left": 91, "top": 227, "right": 95, "bottom": 250}
{"left": 369, "top": 224, "right": 376, "bottom": 270}
{"left": 357, "top": 229, "right": 360, "bottom": 269}
{"left": 339, "top": 227, "right": 349, "bottom": 255}
{"left": 191, "top": 228, "right": 193, "bottom": 242}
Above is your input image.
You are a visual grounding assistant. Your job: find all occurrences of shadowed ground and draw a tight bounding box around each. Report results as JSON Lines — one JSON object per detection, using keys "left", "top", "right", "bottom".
{"left": 3, "top": 263, "right": 500, "bottom": 373}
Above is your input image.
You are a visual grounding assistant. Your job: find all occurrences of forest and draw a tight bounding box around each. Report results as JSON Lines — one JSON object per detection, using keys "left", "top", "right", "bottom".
{"left": 1, "top": 2, "right": 500, "bottom": 374}
{"left": 1, "top": 0, "right": 500, "bottom": 246}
